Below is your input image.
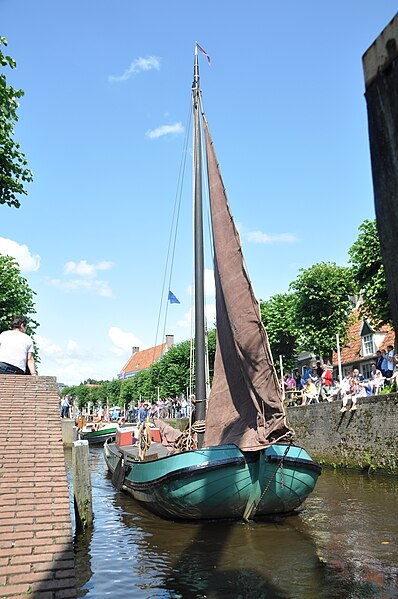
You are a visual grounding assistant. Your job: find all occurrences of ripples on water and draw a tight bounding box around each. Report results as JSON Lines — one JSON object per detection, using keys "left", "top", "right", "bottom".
{"left": 64, "top": 447, "right": 398, "bottom": 598}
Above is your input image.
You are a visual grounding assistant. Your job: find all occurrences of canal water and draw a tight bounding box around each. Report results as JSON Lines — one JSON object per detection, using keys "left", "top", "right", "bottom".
{"left": 65, "top": 447, "right": 397, "bottom": 598}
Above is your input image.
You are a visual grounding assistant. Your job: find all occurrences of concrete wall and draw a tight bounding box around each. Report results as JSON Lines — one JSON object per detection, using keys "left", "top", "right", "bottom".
{"left": 287, "top": 395, "right": 398, "bottom": 474}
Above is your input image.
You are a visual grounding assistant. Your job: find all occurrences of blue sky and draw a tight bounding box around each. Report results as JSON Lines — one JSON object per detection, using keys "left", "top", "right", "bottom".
{"left": 1, "top": 1, "right": 397, "bottom": 385}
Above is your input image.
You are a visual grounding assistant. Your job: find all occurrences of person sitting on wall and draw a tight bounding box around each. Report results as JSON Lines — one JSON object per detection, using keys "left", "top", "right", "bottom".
{"left": 0, "top": 315, "right": 36, "bottom": 375}
{"left": 302, "top": 378, "right": 318, "bottom": 405}
{"left": 340, "top": 368, "right": 363, "bottom": 412}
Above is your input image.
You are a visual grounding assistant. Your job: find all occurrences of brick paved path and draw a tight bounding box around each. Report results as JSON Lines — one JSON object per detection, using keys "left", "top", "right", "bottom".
{"left": 0, "top": 375, "right": 76, "bottom": 598}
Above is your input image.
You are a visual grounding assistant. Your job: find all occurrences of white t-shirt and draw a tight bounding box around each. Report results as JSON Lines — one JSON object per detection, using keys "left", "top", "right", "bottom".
{"left": 0, "top": 330, "right": 34, "bottom": 371}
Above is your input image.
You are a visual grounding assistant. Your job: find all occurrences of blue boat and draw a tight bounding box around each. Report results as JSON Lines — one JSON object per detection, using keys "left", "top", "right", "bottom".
{"left": 105, "top": 45, "right": 321, "bottom": 521}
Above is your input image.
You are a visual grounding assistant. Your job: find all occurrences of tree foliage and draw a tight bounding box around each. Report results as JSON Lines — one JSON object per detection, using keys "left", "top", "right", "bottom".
{"left": 0, "top": 37, "right": 33, "bottom": 208}
{"left": 289, "top": 262, "right": 355, "bottom": 363}
{"left": 260, "top": 293, "right": 298, "bottom": 372}
{"left": 348, "top": 219, "right": 391, "bottom": 329}
{"left": 0, "top": 255, "right": 37, "bottom": 335}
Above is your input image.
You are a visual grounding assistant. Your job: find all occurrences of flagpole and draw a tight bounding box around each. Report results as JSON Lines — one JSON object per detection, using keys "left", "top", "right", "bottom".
{"left": 336, "top": 334, "right": 343, "bottom": 384}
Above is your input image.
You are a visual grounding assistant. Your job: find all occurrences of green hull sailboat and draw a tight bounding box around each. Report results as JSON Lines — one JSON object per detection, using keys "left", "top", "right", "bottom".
{"left": 104, "top": 45, "right": 321, "bottom": 521}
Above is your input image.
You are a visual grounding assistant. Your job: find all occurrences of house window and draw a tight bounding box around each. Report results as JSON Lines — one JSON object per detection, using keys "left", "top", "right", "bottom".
{"left": 361, "top": 362, "right": 372, "bottom": 380}
{"left": 362, "top": 334, "right": 374, "bottom": 357}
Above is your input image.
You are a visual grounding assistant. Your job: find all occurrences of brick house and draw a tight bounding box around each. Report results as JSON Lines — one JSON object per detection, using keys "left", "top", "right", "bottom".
{"left": 119, "top": 334, "right": 174, "bottom": 380}
{"left": 332, "top": 307, "right": 395, "bottom": 379}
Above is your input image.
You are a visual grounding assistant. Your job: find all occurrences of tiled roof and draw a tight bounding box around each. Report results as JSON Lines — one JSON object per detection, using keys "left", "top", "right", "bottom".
{"left": 332, "top": 307, "right": 394, "bottom": 366}
{"left": 121, "top": 342, "right": 167, "bottom": 375}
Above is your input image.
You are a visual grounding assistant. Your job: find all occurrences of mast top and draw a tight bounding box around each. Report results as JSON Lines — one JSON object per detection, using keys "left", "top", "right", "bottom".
{"left": 193, "top": 43, "right": 200, "bottom": 91}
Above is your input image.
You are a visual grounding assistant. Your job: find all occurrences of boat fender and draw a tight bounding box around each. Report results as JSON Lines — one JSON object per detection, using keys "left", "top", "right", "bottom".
{"left": 112, "top": 456, "right": 126, "bottom": 490}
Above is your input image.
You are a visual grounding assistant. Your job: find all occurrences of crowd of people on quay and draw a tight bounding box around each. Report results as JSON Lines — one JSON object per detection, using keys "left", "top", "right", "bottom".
{"left": 60, "top": 394, "right": 193, "bottom": 423}
{"left": 283, "top": 347, "right": 398, "bottom": 412}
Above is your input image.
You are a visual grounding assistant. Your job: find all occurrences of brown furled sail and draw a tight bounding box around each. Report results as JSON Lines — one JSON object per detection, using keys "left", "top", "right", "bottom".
{"left": 202, "top": 116, "right": 292, "bottom": 450}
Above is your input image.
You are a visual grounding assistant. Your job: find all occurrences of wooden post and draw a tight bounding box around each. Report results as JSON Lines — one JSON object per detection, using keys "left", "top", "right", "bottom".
{"left": 279, "top": 355, "right": 285, "bottom": 402}
{"left": 72, "top": 440, "right": 93, "bottom": 530}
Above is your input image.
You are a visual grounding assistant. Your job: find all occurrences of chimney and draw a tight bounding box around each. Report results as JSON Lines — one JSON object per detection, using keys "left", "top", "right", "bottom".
{"left": 165, "top": 335, "right": 174, "bottom": 349}
{"left": 132, "top": 346, "right": 139, "bottom": 355}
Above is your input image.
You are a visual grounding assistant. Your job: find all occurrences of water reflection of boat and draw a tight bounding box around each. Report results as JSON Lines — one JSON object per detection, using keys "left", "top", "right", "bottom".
{"left": 114, "top": 489, "right": 325, "bottom": 599}
{"left": 104, "top": 44, "right": 320, "bottom": 521}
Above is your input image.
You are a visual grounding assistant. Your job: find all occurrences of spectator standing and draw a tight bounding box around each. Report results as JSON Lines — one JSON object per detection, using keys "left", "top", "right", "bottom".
{"left": 61, "top": 395, "right": 70, "bottom": 418}
{"left": 294, "top": 370, "right": 302, "bottom": 390}
{"left": 375, "top": 350, "right": 383, "bottom": 372}
{"left": 381, "top": 349, "right": 388, "bottom": 377}
{"left": 0, "top": 315, "right": 36, "bottom": 375}
{"left": 320, "top": 364, "right": 333, "bottom": 401}
{"left": 138, "top": 401, "right": 149, "bottom": 423}
{"left": 386, "top": 345, "right": 394, "bottom": 378}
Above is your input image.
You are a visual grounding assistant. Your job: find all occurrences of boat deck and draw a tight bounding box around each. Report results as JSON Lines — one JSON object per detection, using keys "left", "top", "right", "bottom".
{"left": 109, "top": 441, "right": 171, "bottom": 462}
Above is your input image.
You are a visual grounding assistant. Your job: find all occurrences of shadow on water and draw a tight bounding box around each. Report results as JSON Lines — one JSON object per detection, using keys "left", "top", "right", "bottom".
{"left": 113, "top": 492, "right": 326, "bottom": 599}
{"left": 68, "top": 447, "right": 398, "bottom": 598}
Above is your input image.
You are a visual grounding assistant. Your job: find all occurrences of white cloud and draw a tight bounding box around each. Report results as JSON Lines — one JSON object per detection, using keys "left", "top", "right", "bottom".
{"left": 246, "top": 231, "right": 297, "bottom": 244}
{"left": 187, "top": 268, "right": 215, "bottom": 299}
{"left": 49, "top": 259, "right": 114, "bottom": 296}
{"left": 177, "top": 304, "right": 216, "bottom": 329}
{"left": 109, "top": 56, "right": 161, "bottom": 82}
{"left": 35, "top": 329, "right": 146, "bottom": 385}
{"left": 205, "top": 268, "right": 215, "bottom": 298}
{"left": 64, "top": 260, "right": 113, "bottom": 277}
{"left": 108, "top": 327, "right": 145, "bottom": 353}
{"left": 146, "top": 122, "right": 184, "bottom": 139}
{"left": 49, "top": 278, "right": 113, "bottom": 297}
{"left": 35, "top": 335, "right": 62, "bottom": 356}
{"left": 0, "top": 237, "right": 40, "bottom": 272}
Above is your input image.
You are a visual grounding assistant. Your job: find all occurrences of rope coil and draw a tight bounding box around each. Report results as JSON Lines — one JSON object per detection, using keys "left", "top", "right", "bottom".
{"left": 174, "top": 419, "right": 206, "bottom": 452}
{"left": 138, "top": 423, "right": 152, "bottom": 461}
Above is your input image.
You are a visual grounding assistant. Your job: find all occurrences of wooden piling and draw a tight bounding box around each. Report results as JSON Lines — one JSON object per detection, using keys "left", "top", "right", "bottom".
{"left": 72, "top": 439, "right": 93, "bottom": 530}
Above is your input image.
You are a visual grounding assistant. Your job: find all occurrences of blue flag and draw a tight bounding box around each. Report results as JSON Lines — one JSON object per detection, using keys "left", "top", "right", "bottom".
{"left": 168, "top": 290, "right": 180, "bottom": 304}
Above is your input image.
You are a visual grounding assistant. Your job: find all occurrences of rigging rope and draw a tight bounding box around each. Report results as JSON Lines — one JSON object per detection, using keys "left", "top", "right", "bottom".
{"left": 152, "top": 100, "right": 192, "bottom": 362}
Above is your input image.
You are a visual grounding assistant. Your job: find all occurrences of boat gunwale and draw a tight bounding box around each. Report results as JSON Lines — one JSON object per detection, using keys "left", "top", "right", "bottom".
{"left": 266, "top": 454, "right": 322, "bottom": 475}
{"left": 105, "top": 443, "right": 246, "bottom": 490}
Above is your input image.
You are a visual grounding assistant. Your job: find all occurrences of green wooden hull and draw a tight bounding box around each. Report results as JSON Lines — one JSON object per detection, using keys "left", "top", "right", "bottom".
{"left": 79, "top": 426, "right": 117, "bottom": 445}
{"left": 104, "top": 441, "right": 321, "bottom": 520}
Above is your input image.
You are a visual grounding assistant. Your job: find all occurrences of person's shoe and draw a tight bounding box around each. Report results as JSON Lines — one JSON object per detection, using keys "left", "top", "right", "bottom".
{"left": 340, "top": 406, "right": 347, "bottom": 413}
{"left": 350, "top": 405, "right": 357, "bottom": 412}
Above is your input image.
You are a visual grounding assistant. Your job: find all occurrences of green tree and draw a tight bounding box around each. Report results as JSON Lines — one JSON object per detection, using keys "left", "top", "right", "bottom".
{"left": 260, "top": 292, "right": 299, "bottom": 372}
{"left": 0, "top": 255, "right": 37, "bottom": 334}
{"left": 290, "top": 262, "right": 355, "bottom": 363}
{"left": 0, "top": 37, "right": 33, "bottom": 208}
{"left": 158, "top": 340, "right": 191, "bottom": 398}
{"left": 348, "top": 219, "right": 392, "bottom": 330}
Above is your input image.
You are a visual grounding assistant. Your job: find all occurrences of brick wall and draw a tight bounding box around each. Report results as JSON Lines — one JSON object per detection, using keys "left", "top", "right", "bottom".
{"left": 0, "top": 375, "right": 76, "bottom": 598}
{"left": 288, "top": 394, "right": 398, "bottom": 474}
